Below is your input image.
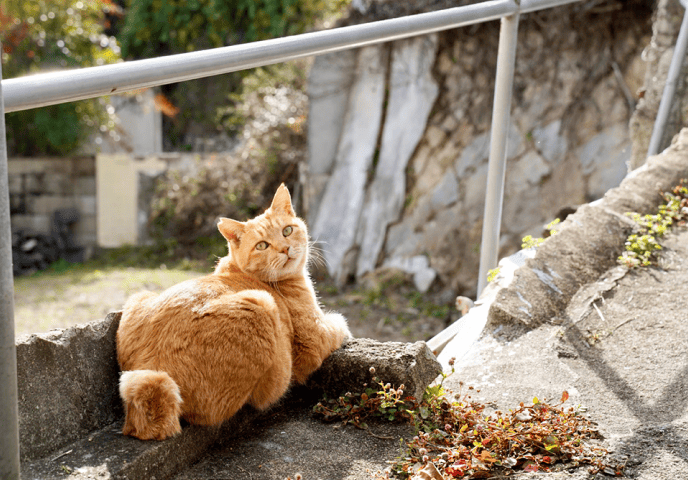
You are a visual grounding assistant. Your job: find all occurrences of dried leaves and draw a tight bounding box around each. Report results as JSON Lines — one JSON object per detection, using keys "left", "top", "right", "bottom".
{"left": 314, "top": 376, "right": 622, "bottom": 479}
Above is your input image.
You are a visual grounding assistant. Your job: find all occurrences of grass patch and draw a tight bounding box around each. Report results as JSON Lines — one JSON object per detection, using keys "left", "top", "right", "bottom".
{"left": 13, "top": 244, "right": 212, "bottom": 337}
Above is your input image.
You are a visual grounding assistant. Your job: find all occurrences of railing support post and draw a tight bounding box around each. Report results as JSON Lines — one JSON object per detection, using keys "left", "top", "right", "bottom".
{"left": 647, "top": 3, "right": 688, "bottom": 158}
{"left": 0, "top": 42, "right": 21, "bottom": 479}
{"left": 477, "top": 12, "right": 520, "bottom": 296}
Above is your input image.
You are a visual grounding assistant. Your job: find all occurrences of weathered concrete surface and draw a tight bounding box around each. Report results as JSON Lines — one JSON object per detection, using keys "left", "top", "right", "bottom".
{"left": 441, "top": 226, "right": 688, "bottom": 480}
{"left": 436, "top": 129, "right": 688, "bottom": 479}
{"left": 487, "top": 129, "right": 688, "bottom": 332}
{"left": 17, "top": 312, "right": 122, "bottom": 461}
{"left": 173, "top": 390, "right": 412, "bottom": 480}
{"left": 18, "top": 323, "right": 439, "bottom": 479}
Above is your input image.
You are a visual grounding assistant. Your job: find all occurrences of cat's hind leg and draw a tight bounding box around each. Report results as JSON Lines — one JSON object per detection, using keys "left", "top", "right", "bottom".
{"left": 189, "top": 289, "right": 292, "bottom": 422}
{"left": 119, "top": 370, "right": 182, "bottom": 441}
{"left": 247, "top": 322, "right": 292, "bottom": 410}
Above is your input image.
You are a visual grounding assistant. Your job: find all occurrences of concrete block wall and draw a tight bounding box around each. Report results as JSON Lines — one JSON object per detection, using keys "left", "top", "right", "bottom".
{"left": 9, "top": 156, "right": 97, "bottom": 248}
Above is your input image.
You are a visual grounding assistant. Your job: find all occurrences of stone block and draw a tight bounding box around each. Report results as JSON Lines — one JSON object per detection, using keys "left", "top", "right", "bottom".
{"left": 17, "top": 313, "right": 122, "bottom": 461}
{"left": 430, "top": 171, "right": 459, "bottom": 210}
{"left": 307, "top": 49, "right": 358, "bottom": 177}
{"left": 42, "top": 172, "right": 72, "bottom": 196}
{"left": 8, "top": 158, "right": 52, "bottom": 175}
{"left": 72, "top": 156, "right": 96, "bottom": 177}
{"left": 76, "top": 195, "right": 97, "bottom": 216}
{"left": 426, "top": 125, "right": 446, "bottom": 149}
{"left": 310, "top": 44, "right": 388, "bottom": 282}
{"left": 532, "top": 120, "right": 567, "bottom": 165}
{"left": 8, "top": 173, "right": 21, "bottom": 194}
{"left": 356, "top": 34, "right": 439, "bottom": 277}
{"left": 11, "top": 214, "right": 50, "bottom": 234}
{"left": 507, "top": 150, "right": 551, "bottom": 194}
{"left": 308, "top": 338, "right": 442, "bottom": 401}
{"left": 33, "top": 195, "right": 77, "bottom": 215}
{"left": 74, "top": 177, "right": 96, "bottom": 195}
{"left": 575, "top": 123, "right": 631, "bottom": 199}
{"left": 455, "top": 131, "right": 490, "bottom": 177}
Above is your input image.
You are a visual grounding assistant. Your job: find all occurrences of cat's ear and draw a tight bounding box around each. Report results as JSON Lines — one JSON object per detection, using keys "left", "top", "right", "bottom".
{"left": 218, "top": 218, "right": 245, "bottom": 244}
{"left": 269, "top": 183, "right": 295, "bottom": 216}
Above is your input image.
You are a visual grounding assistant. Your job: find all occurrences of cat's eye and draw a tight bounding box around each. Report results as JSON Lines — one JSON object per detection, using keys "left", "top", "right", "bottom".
{"left": 256, "top": 241, "right": 268, "bottom": 251}
{"left": 282, "top": 226, "right": 293, "bottom": 237}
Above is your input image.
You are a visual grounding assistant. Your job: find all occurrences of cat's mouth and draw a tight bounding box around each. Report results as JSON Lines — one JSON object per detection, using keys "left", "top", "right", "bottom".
{"left": 283, "top": 252, "right": 299, "bottom": 266}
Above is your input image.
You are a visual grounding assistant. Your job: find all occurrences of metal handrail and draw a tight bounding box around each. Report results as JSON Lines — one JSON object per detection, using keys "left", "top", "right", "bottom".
{"left": 3, "top": 0, "right": 581, "bottom": 113}
{"left": 1, "top": 1, "right": 587, "bottom": 477}
{"left": 647, "top": 2, "right": 688, "bottom": 157}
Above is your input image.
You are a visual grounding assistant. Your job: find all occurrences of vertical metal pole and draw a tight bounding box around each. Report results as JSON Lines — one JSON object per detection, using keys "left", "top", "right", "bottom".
{"left": 647, "top": 5, "right": 688, "bottom": 158}
{"left": 477, "top": 13, "right": 520, "bottom": 296}
{"left": 0, "top": 42, "right": 21, "bottom": 479}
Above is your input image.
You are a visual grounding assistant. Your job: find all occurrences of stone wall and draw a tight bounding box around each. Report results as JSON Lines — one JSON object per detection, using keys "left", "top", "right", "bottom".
{"left": 9, "top": 156, "right": 97, "bottom": 248}
{"left": 629, "top": 0, "right": 688, "bottom": 169}
{"left": 305, "top": 0, "right": 653, "bottom": 297}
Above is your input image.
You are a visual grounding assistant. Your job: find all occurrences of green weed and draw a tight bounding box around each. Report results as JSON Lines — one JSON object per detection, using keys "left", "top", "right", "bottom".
{"left": 619, "top": 180, "right": 688, "bottom": 268}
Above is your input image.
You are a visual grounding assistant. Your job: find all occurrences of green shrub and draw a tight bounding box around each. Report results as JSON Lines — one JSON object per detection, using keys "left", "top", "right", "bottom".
{"left": 117, "top": 0, "right": 347, "bottom": 149}
{"left": 118, "top": 0, "right": 348, "bottom": 59}
{"left": 1, "top": 0, "right": 121, "bottom": 155}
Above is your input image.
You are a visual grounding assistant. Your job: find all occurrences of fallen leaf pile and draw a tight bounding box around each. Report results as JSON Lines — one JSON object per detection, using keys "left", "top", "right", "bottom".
{"left": 314, "top": 377, "right": 622, "bottom": 479}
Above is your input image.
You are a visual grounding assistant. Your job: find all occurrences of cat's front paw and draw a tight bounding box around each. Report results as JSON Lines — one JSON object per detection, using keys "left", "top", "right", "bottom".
{"left": 324, "top": 312, "right": 352, "bottom": 345}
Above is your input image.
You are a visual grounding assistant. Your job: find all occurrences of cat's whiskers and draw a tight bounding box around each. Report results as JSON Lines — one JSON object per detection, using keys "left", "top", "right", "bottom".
{"left": 307, "top": 240, "right": 327, "bottom": 269}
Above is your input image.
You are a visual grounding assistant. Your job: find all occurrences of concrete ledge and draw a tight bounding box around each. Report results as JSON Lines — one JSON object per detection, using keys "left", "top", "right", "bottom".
{"left": 17, "top": 312, "right": 122, "bottom": 461}
{"left": 308, "top": 337, "right": 441, "bottom": 401}
{"left": 18, "top": 314, "right": 441, "bottom": 479}
{"left": 488, "top": 128, "right": 688, "bottom": 332}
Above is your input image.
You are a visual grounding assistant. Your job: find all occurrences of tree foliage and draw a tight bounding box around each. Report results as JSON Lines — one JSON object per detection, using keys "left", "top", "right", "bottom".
{"left": 0, "top": 0, "right": 122, "bottom": 155}
{"left": 118, "top": 0, "right": 347, "bottom": 59}
{"left": 117, "top": 0, "right": 347, "bottom": 149}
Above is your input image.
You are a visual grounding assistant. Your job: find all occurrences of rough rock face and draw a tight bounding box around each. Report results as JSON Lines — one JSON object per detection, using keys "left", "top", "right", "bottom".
{"left": 305, "top": 0, "right": 653, "bottom": 296}
{"left": 629, "top": 0, "right": 688, "bottom": 169}
{"left": 308, "top": 338, "right": 442, "bottom": 401}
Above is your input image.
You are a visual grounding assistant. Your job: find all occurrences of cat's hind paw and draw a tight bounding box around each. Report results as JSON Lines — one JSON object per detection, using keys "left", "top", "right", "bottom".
{"left": 120, "top": 370, "right": 183, "bottom": 441}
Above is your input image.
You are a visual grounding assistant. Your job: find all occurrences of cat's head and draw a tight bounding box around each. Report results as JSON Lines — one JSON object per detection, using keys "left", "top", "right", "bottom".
{"left": 217, "top": 184, "right": 309, "bottom": 282}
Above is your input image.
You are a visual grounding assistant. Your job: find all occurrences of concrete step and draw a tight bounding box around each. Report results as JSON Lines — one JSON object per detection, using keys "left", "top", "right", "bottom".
{"left": 18, "top": 316, "right": 441, "bottom": 480}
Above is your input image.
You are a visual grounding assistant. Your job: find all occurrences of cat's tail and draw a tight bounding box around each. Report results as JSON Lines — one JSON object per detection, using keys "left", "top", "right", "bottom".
{"left": 119, "top": 370, "right": 183, "bottom": 441}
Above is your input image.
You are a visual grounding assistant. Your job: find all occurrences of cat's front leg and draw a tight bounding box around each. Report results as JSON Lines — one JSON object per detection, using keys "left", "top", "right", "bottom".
{"left": 290, "top": 311, "right": 351, "bottom": 384}
{"left": 322, "top": 312, "right": 352, "bottom": 347}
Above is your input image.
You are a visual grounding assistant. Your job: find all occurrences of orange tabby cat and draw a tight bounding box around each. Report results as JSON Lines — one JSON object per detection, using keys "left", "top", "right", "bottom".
{"left": 117, "top": 184, "right": 351, "bottom": 440}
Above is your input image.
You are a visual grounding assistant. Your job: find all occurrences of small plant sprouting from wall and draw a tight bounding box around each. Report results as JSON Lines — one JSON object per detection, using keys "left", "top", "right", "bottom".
{"left": 487, "top": 219, "right": 561, "bottom": 283}
{"left": 521, "top": 218, "right": 561, "bottom": 250}
{"left": 618, "top": 180, "right": 688, "bottom": 268}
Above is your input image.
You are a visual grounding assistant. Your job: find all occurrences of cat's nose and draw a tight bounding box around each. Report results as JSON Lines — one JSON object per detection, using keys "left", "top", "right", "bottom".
{"left": 281, "top": 246, "right": 290, "bottom": 255}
